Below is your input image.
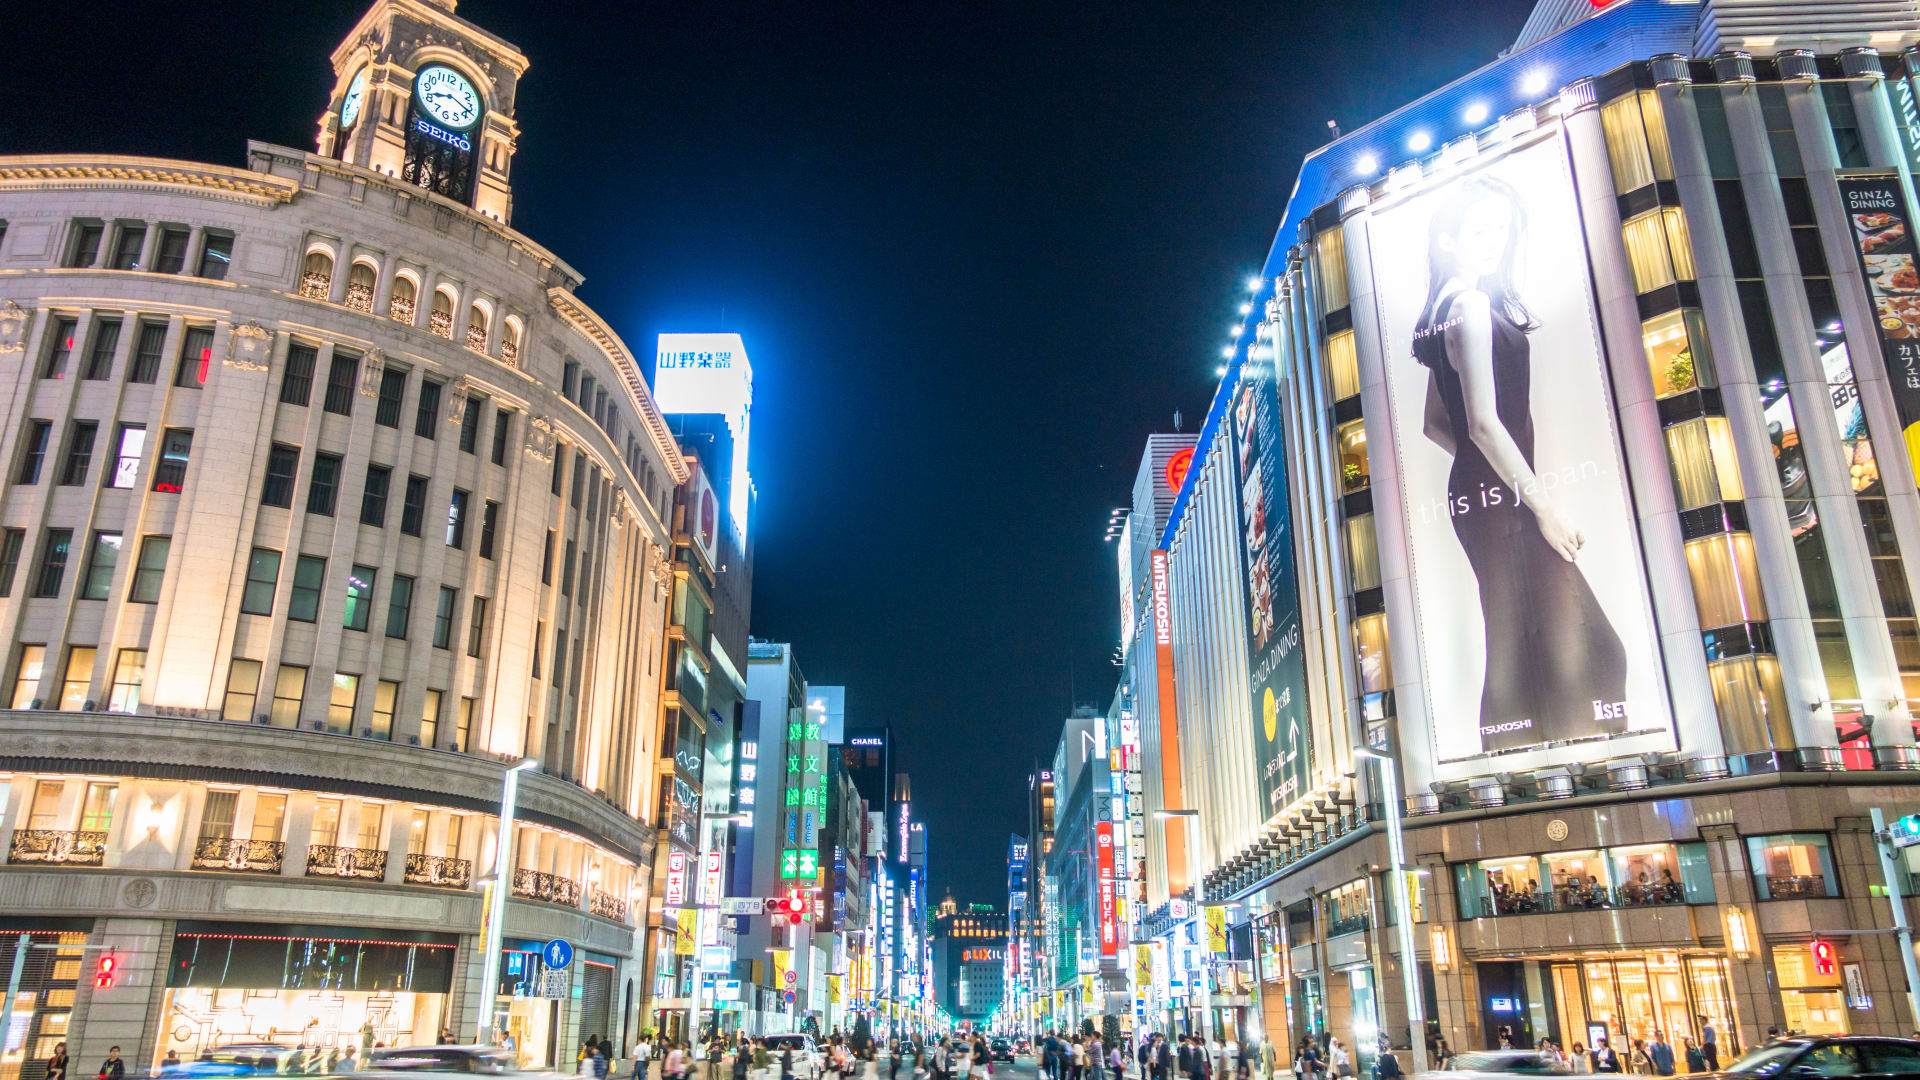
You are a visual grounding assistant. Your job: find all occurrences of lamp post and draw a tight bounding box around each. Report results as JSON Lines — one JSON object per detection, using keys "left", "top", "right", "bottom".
{"left": 1351, "top": 748, "right": 1429, "bottom": 1076}
{"left": 1153, "top": 809, "right": 1202, "bottom": 1038}
{"left": 477, "top": 757, "right": 539, "bottom": 1046}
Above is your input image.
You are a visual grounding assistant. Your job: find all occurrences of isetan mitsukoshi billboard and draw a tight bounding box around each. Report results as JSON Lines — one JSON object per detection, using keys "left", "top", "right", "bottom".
{"left": 1365, "top": 133, "right": 1675, "bottom": 779}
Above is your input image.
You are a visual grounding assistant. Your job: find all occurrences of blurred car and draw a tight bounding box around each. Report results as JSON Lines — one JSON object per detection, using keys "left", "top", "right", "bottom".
{"left": 1426, "top": 1050, "right": 1570, "bottom": 1078}
{"left": 363, "top": 1046, "right": 516, "bottom": 1074}
{"left": 159, "top": 1045, "right": 295, "bottom": 1077}
{"left": 990, "top": 1041, "right": 1014, "bottom": 1063}
{"left": 1716, "top": 1037, "right": 1920, "bottom": 1078}
{"left": 759, "top": 1035, "right": 821, "bottom": 1080}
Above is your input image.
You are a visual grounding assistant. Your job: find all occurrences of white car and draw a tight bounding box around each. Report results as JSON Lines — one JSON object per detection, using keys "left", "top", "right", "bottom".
{"left": 1427, "top": 1051, "right": 1570, "bottom": 1079}
{"left": 758, "top": 1035, "right": 820, "bottom": 1080}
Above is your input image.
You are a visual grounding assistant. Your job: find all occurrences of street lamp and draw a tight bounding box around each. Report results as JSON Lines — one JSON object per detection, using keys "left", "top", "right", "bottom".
{"left": 477, "top": 757, "right": 539, "bottom": 1046}
{"left": 687, "top": 808, "right": 754, "bottom": 1043}
{"left": 1351, "top": 748, "right": 1428, "bottom": 1076}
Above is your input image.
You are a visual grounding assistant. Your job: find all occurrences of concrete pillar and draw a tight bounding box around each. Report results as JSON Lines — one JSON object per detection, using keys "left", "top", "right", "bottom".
{"left": 283, "top": 791, "right": 317, "bottom": 878}
{"left": 74, "top": 918, "right": 170, "bottom": 1072}
{"left": 1722, "top": 74, "right": 1906, "bottom": 739}
{"left": 1563, "top": 79, "right": 1724, "bottom": 756}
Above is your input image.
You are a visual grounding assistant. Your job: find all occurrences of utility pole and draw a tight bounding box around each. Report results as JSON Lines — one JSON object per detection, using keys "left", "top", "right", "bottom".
{"left": 1870, "top": 808, "right": 1920, "bottom": 1031}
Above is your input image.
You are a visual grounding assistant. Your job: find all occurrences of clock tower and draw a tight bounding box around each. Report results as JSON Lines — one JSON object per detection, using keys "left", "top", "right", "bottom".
{"left": 317, "top": 0, "right": 528, "bottom": 224}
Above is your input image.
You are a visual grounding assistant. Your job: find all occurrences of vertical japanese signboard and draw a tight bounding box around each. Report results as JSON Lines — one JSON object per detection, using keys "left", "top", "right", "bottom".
{"left": 1840, "top": 174, "right": 1920, "bottom": 482}
{"left": 1096, "top": 823, "right": 1118, "bottom": 957}
{"left": 664, "top": 849, "right": 688, "bottom": 906}
{"left": 1151, "top": 549, "right": 1188, "bottom": 889}
{"left": 781, "top": 708, "right": 828, "bottom": 881}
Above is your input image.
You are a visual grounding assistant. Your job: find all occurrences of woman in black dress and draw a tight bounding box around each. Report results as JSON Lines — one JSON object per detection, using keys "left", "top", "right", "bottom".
{"left": 1413, "top": 175, "right": 1627, "bottom": 752}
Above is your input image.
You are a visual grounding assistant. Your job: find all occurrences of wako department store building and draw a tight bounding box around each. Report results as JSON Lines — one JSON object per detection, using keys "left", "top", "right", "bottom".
{"left": 1134, "top": 0, "right": 1920, "bottom": 1063}
{"left": 0, "top": 0, "right": 690, "bottom": 1075}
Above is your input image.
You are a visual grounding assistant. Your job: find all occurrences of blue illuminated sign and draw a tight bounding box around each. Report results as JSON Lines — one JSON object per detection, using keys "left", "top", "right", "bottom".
{"left": 414, "top": 116, "right": 472, "bottom": 152}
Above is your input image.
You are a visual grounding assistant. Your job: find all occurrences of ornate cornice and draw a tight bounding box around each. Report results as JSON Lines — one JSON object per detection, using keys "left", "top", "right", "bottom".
{"left": 546, "top": 286, "right": 692, "bottom": 484}
{"left": 0, "top": 155, "right": 298, "bottom": 208}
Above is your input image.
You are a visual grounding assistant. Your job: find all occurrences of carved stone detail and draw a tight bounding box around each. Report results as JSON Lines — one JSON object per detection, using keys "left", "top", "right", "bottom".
{"left": 122, "top": 878, "right": 158, "bottom": 908}
{"left": 223, "top": 321, "right": 272, "bottom": 372}
{"left": 0, "top": 300, "right": 30, "bottom": 356}
{"left": 525, "top": 416, "right": 557, "bottom": 463}
{"left": 358, "top": 348, "right": 387, "bottom": 397}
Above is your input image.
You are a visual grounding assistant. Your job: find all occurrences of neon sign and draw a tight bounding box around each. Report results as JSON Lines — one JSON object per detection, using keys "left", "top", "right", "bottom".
{"left": 413, "top": 116, "right": 472, "bottom": 152}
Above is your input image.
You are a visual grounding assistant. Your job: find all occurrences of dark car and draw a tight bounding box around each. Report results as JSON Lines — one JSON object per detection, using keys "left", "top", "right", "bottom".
{"left": 990, "top": 1041, "right": 1014, "bottom": 1064}
{"left": 363, "top": 1046, "right": 516, "bottom": 1074}
{"left": 1717, "top": 1037, "right": 1920, "bottom": 1078}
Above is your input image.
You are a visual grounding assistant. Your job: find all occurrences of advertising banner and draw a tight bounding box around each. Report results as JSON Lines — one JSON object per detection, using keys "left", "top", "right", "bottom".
{"left": 1096, "top": 823, "right": 1119, "bottom": 957}
{"left": 1231, "top": 357, "right": 1312, "bottom": 819}
{"left": 1366, "top": 132, "right": 1673, "bottom": 778}
{"left": 1204, "top": 905, "right": 1228, "bottom": 955}
{"left": 1150, "top": 549, "right": 1188, "bottom": 887}
{"left": 664, "top": 849, "right": 688, "bottom": 906}
{"left": 1839, "top": 174, "right": 1920, "bottom": 483}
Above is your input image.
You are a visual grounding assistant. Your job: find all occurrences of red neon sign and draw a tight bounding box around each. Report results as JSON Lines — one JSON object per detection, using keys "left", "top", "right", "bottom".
{"left": 1811, "top": 939, "right": 1836, "bottom": 976}
{"left": 1096, "top": 823, "right": 1118, "bottom": 956}
{"left": 1165, "top": 448, "right": 1194, "bottom": 493}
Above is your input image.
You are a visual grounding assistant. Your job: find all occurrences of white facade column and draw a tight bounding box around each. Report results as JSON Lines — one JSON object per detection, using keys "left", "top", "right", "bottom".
{"left": 282, "top": 791, "right": 316, "bottom": 877}
{"left": 1662, "top": 77, "right": 1830, "bottom": 750}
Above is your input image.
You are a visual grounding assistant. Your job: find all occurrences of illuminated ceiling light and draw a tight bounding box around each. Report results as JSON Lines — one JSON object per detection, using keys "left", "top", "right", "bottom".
{"left": 1408, "top": 131, "right": 1432, "bottom": 152}
{"left": 1356, "top": 153, "right": 1379, "bottom": 175}
{"left": 1464, "top": 102, "right": 1489, "bottom": 124}
{"left": 1215, "top": 365, "right": 1228, "bottom": 376}
{"left": 1221, "top": 346, "right": 1236, "bottom": 359}
{"left": 1246, "top": 276, "right": 1264, "bottom": 293}
{"left": 1239, "top": 303, "right": 1253, "bottom": 316}
{"left": 1522, "top": 68, "right": 1551, "bottom": 95}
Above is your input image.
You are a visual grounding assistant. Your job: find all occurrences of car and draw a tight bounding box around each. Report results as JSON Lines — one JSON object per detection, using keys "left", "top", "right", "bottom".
{"left": 1427, "top": 1050, "right": 1571, "bottom": 1078}
{"left": 990, "top": 1041, "right": 1014, "bottom": 1063}
{"left": 1717, "top": 1037, "right": 1920, "bottom": 1078}
{"left": 364, "top": 1046, "right": 517, "bottom": 1074}
{"left": 159, "top": 1044, "right": 297, "bottom": 1077}
{"left": 759, "top": 1035, "right": 821, "bottom": 1080}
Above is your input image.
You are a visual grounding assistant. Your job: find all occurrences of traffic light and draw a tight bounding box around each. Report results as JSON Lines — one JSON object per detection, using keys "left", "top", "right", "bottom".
{"left": 1811, "top": 939, "right": 1836, "bottom": 977}
{"left": 764, "top": 890, "right": 809, "bottom": 925}
{"left": 1891, "top": 814, "right": 1920, "bottom": 849}
{"left": 95, "top": 954, "right": 118, "bottom": 989}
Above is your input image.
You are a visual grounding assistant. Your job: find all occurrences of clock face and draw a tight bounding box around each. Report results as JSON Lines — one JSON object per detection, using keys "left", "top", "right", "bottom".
{"left": 414, "top": 65, "right": 481, "bottom": 130}
{"left": 340, "top": 68, "right": 369, "bottom": 129}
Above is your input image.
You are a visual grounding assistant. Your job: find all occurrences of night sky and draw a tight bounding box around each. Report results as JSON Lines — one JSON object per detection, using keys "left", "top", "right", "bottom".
{"left": 7, "top": 0, "right": 1535, "bottom": 902}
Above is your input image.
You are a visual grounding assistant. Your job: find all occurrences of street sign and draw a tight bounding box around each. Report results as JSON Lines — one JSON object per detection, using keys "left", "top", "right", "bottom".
{"left": 1889, "top": 814, "right": 1920, "bottom": 849}
{"left": 720, "top": 898, "right": 763, "bottom": 916}
{"left": 783, "top": 990, "right": 796, "bottom": 1004}
{"left": 542, "top": 939, "right": 574, "bottom": 970}
{"left": 783, "top": 969, "right": 797, "bottom": 987}
{"left": 540, "top": 970, "right": 570, "bottom": 998}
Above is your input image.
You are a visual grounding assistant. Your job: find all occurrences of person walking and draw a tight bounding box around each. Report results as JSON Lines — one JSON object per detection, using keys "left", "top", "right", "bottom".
{"left": 634, "top": 1038, "right": 655, "bottom": 1080}
{"left": 1648, "top": 1032, "right": 1674, "bottom": 1077}
{"left": 1696, "top": 1018, "right": 1718, "bottom": 1072}
{"left": 593, "top": 1043, "right": 612, "bottom": 1080}
{"left": 95, "top": 1047, "right": 125, "bottom": 1080}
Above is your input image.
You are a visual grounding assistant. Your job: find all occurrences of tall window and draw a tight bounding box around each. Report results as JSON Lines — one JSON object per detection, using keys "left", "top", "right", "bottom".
{"left": 151, "top": 428, "right": 192, "bottom": 492}
{"left": 11, "top": 645, "right": 45, "bottom": 708}
{"left": 17, "top": 421, "right": 50, "bottom": 484}
{"left": 1621, "top": 207, "right": 1696, "bottom": 293}
{"left": 429, "top": 289, "right": 454, "bottom": 339}
{"left": 343, "top": 564, "right": 377, "bottom": 631}
{"left": 32, "top": 528, "right": 72, "bottom": 598}
{"left": 306, "top": 452, "right": 342, "bottom": 516}
{"left": 434, "top": 586, "right": 457, "bottom": 649}
{"left": 387, "top": 574, "right": 415, "bottom": 638}
{"left": 420, "top": 689, "right": 443, "bottom": 748}
{"left": 128, "top": 536, "right": 170, "bottom": 603}
{"left": 108, "top": 424, "right": 145, "bottom": 488}
{"left": 389, "top": 274, "right": 417, "bottom": 323}
{"left": 415, "top": 380, "right": 442, "bottom": 438}
{"left": 271, "top": 665, "right": 308, "bottom": 727}
{"left": 0, "top": 530, "right": 25, "bottom": 597}
{"left": 300, "top": 250, "right": 334, "bottom": 300}
{"left": 465, "top": 305, "right": 489, "bottom": 353}
{"left": 221, "top": 659, "right": 262, "bottom": 723}
{"left": 154, "top": 227, "right": 190, "bottom": 274}
{"left": 375, "top": 368, "right": 407, "bottom": 427}
{"left": 110, "top": 224, "right": 145, "bottom": 270}
{"left": 129, "top": 322, "right": 166, "bottom": 383}
{"left": 197, "top": 232, "right": 233, "bottom": 279}
{"left": 251, "top": 793, "right": 287, "bottom": 842}
{"left": 401, "top": 475, "right": 429, "bottom": 536}
{"left": 446, "top": 489, "right": 469, "bottom": 548}
{"left": 78, "top": 782, "right": 115, "bottom": 834}
{"left": 479, "top": 500, "right": 500, "bottom": 559}
{"left": 455, "top": 697, "right": 473, "bottom": 752}
{"left": 262, "top": 444, "right": 299, "bottom": 507}
{"left": 459, "top": 396, "right": 483, "bottom": 453}
{"left": 59, "top": 422, "right": 97, "bottom": 485}
{"left": 328, "top": 672, "right": 359, "bottom": 734}
{"left": 1599, "top": 89, "right": 1674, "bottom": 193}
{"left": 466, "top": 596, "right": 488, "bottom": 658}
{"left": 108, "top": 649, "right": 146, "bottom": 712}
{"left": 491, "top": 408, "right": 512, "bottom": 465}
{"left": 68, "top": 223, "right": 103, "bottom": 267}
{"left": 345, "top": 262, "right": 376, "bottom": 313}
{"left": 83, "top": 318, "right": 120, "bottom": 380}
{"left": 280, "top": 343, "right": 317, "bottom": 406}
{"left": 240, "top": 548, "right": 281, "bottom": 615}
{"left": 288, "top": 555, "right": 326, "bottom": 622}
{"left": 361, "top": 464, "right": 392, "bottom": 526}
{"left": 81, "top": 532, "right": 121, "bottom": 600}
{"left": 43, "top": 316, "right": 76, "bottom": 379}
{"left": 174, "top": 325, "right": 213, "bottom": 388}
{"left": 323, "top": 352, "right": 358, "bottom": 415}
{"left": 1313, "top": 226, "right": 1350, "bottom": 312}
{"left": 59, "top": 647, "right": 96, "bottom": 710}
{"left": 372, "top": 681, "right": 398, "bottom": 741}
{"left": 199, "top": 790, "right": 238, "bottom": 841}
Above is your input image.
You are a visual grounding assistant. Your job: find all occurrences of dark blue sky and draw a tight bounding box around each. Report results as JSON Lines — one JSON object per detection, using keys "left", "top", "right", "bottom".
{"left": 8, "top": 0, "right": 1535, "bottom": 902}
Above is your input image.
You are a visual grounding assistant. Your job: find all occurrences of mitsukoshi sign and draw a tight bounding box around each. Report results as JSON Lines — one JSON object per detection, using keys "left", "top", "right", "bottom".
{"left": 1365, "top": 132, "right": 1674, "bottom": 779}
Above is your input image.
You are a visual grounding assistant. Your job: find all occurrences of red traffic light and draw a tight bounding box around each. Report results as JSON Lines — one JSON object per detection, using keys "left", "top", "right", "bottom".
{"left": 95, "top": 955, "right": 118, "bottom": 989}
{"left": 1811, "top": 939, "right": 1836, "bottom": 976}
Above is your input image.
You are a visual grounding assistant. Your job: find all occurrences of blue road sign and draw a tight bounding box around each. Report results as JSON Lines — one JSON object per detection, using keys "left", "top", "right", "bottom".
{"left": 543, "top": 939, "right": 574, "bottom": 970}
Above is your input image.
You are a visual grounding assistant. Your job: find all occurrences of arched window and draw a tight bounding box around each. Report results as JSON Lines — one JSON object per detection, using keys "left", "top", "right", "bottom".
{"left": 300, "top": 250, "right": 334, "bottom": 301}
{"left": 502, "top": 317, "right": 524, "bottom": 367}
{"left": 345, "top": 262, "right": 377, "bottom": 314}
{"left": 465, "top": 303, "right": 490, "bottom": 353}
{"left": 429, "top": 288, "right": 455, "bottom": 339}
{"left": 389, "top": 274, "right": 418, "bottom": 323}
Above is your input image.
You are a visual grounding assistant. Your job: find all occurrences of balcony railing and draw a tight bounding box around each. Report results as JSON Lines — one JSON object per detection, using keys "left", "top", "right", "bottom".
{"left": 501, "top": 340, "right": 519, "bottom": 367}
{"left": 389, "top": 295, "right": 415, "bottom": 323}
{"left": 1763, "top": 874, "right": 1829, "bottom": 899}
{"left": 9, "top": 829, "right": 107, "bottom": 866}
{"left": 589, "top": 889, "right": 630, "bottom": 923}
{"left": 1480, "top": 882, "right": 1689, "bottom": 917}
{"left": 192, "top": 837, "right": 286, "bottom": 874}
{"left": 405, "top": 853, "right": 473, "bottom": 889}
{"left": 429, "top": 309, "right": 453, "bottom": 339}
{"left": 299, "top": 272, "right": 331, "bottom": 301}
{"left": 513, "top": 867, "right": 582, "bottom": 907}
{"left": 306, "top": 844, "right": 387, "bottom": 881}
{"left": 1325, "top": 912, "right": 1370, "bottom": 937}
{"left": 344, "top": 282, "right": 374, "bottom": 314}
{"left": 465, "top": 324, "right": 488, "bottom": 353}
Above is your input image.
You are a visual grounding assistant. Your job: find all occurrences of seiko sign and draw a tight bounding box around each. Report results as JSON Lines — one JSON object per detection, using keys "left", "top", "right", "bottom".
{"left": 413, "top": 116, "right": 471, "bottom": 152}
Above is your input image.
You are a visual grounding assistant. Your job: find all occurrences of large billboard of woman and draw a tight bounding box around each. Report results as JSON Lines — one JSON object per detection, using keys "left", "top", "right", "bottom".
{"left": 1365, "top": 133, "right": 1673, "bottom": 777}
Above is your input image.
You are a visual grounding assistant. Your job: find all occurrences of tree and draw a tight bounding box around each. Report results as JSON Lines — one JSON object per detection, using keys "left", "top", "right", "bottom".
{"left": 852, "top": 1016, "right": 873, "bottom": 1054}
{"left": 1102, "top": 1015, "right": 1122, "bottom": 1046}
